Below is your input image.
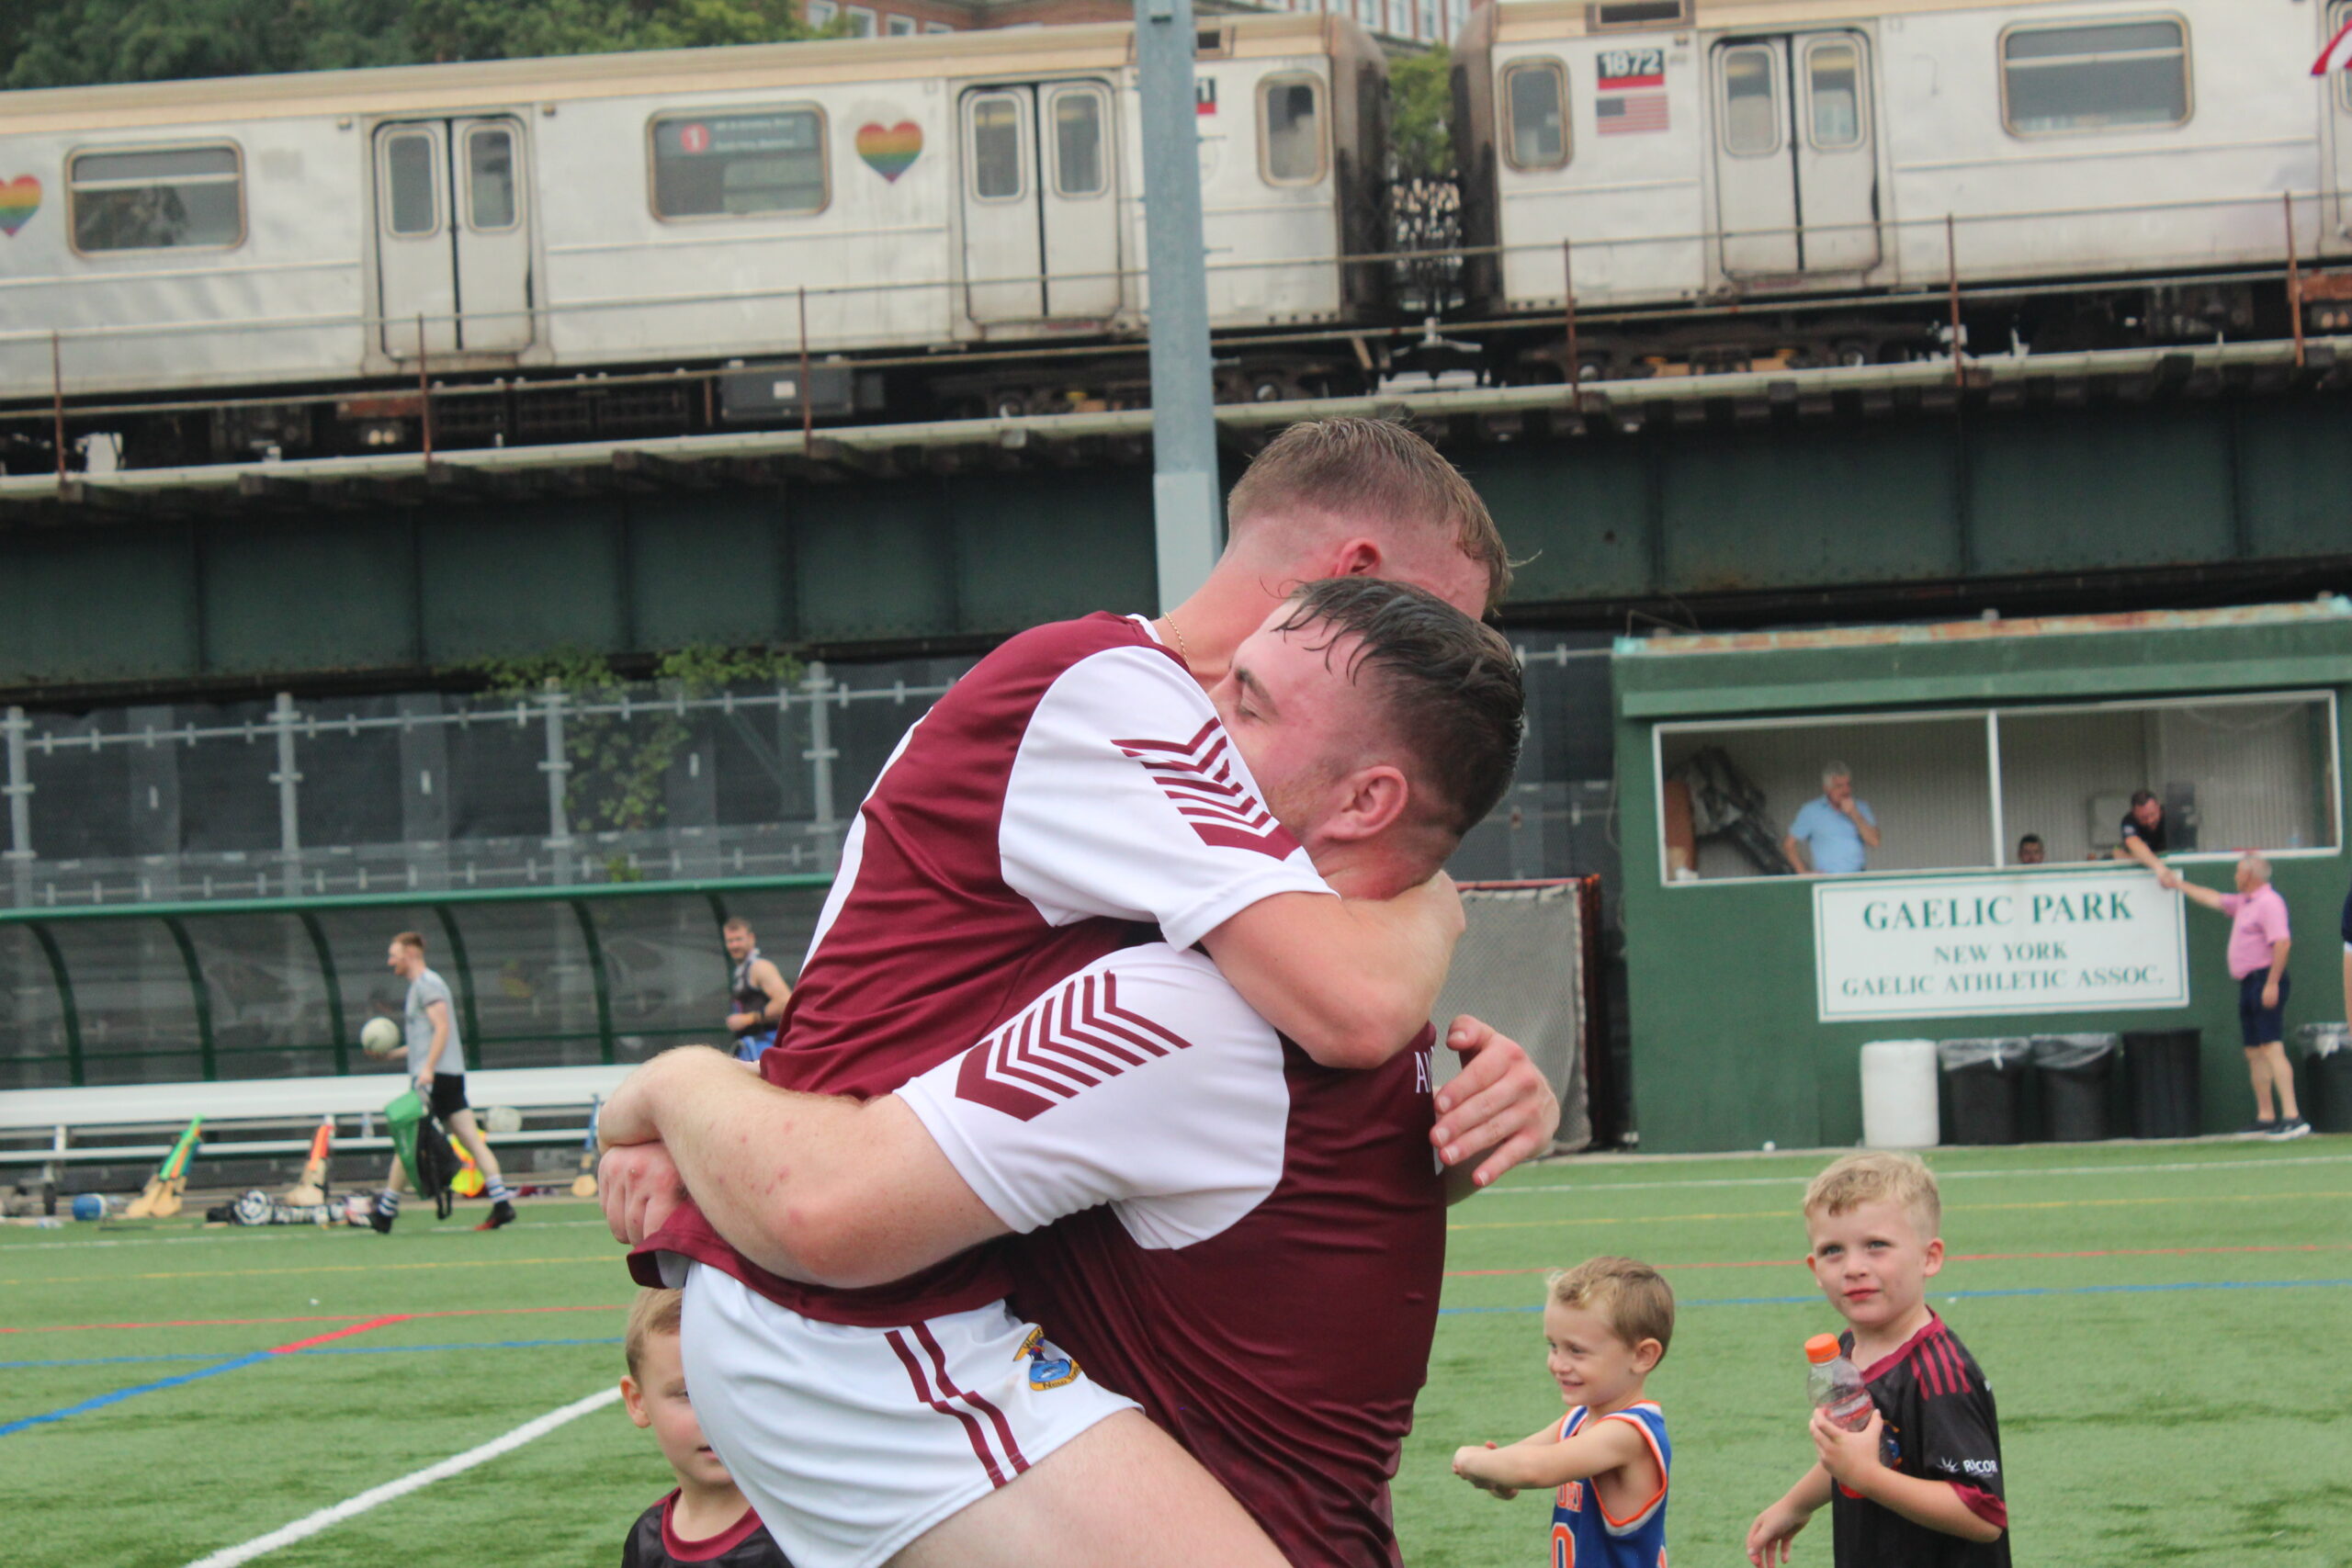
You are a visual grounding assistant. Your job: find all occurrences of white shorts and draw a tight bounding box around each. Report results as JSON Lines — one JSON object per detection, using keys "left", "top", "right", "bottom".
{"left": 679, "top": 1264, "right": 1137, "bottom": 1568}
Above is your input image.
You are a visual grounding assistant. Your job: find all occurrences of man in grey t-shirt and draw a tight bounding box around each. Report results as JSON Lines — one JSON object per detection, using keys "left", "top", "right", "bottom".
{"left": 372, "top": 930, "right": 518, "bottom": 1232}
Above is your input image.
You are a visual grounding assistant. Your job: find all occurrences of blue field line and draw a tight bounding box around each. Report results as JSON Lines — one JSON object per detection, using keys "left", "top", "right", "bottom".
{"left": 0, "top": 1350, "right": 275, "bottom": 1437}
{"left": 1440, "top": 1277, "right": 2352, "bottom": 1314}
{"left": 0, "top": 1335, "right": 622, "bottom": 1375}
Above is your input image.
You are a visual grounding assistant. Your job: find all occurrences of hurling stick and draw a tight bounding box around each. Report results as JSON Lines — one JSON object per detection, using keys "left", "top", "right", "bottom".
{"left": 570, "top": 1097, "right": 601, "bottom": 1199}
{"left": 284, "top": 1118, "right": 334, "bottom": 1206}
{"left": 127, "top": 1117, "right": 201, "bottom": 1218}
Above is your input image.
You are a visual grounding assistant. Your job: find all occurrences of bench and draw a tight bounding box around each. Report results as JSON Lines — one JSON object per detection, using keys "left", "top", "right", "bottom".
{"left": 0, "top": 1064, "right": 636, "bottom": 1172}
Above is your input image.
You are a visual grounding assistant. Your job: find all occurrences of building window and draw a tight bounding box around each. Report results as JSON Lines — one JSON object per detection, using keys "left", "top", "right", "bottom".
{"left": 382, "top": 132, "right": 439, "bottom": 236}
{"left": 650, "top": 107, "right": 829, "bottom": 219}
{"left": 806, "top": 0, "right": 838, "bottom": 23}
{"left": 1656, "top": 694, "right": 2338, "bottom": 885}
{"left": 1719, "top": 44, "right": 1781, "bottom": 156}
{"left": 886, "top": 15, "right": 915, "bottom": 34}
{"left": 1501, "top": 59, "right": 1569, "bottom": 170}
{"left": 465, "top": 124, "right": 519, "bottom": 231}
{"left": 68, "top": 143, "right": 243, "bottom": 253}
{"left": 1806, "top": 39, "right": 1864, "bottom": 150}
{"left": 2002, "top": 17, "right": 2189, "bottom": 136}
{"left": 923, "top": 19, "right": 954, "bottom": 30}
{"left": 846, "top": 6, "right": 877, "bottom": 35}
{"left": 1259, "top": 73, "right": 1326, "bottom": 185}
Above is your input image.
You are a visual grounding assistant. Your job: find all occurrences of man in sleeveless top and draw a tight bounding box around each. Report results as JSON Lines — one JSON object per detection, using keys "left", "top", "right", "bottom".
{"left": 723, "top": 920, "right": 792, "bottom": 1065}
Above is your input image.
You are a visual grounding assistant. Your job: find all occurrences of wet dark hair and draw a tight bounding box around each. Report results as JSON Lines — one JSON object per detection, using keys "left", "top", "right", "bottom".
{"left": 1272, "top": 578, "right": 1524, "bottom": 839}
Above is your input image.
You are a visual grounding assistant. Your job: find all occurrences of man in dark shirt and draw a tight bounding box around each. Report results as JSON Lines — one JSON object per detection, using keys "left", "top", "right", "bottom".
{"left": 2114, "top": 790, "right": 2169, "bottom": 874}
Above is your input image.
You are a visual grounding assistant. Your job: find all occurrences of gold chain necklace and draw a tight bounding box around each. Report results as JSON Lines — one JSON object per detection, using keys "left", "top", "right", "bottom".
{"left": 1160, "top": 614, "right": 1193, "bottom": 667}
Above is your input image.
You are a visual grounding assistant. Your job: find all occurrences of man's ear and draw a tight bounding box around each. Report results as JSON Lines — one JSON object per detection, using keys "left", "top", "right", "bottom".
{"left": 1320, "top": 762, "right": 1411, "bottom": 842}
{"left": 1326, "top": 537, "right": 1385, "bottom": 580}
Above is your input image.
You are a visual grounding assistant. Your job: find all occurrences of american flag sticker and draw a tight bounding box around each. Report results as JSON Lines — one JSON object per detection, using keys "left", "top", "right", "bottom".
{"left": 1597, "top": 94, "right": 1670, "bottom": 135}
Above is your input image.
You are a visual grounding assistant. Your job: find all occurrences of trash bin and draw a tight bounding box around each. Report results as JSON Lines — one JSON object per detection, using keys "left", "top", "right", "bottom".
{"left": 1860, "top": 1040, "right": 1939, "bottom": 1149}
{"left": 2030, "top": 1033, "right": 2120, "bottom": 1142}
{"left": 2292, "top": 1024, "right": 2352, "bottom": 1134}
{"left": 2121, "top": 1029, "right": 2202, "bottom": 1139}
{"left": 1938, "top": 1038, "right": 2030, "bottom": 1145}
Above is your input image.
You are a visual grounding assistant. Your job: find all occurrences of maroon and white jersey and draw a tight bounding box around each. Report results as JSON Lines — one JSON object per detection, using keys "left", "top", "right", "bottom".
{"left": 898, "top": 943, "right": 1449, "bottom": 1568}
{"left": 634, "top": 613, "right": 1329, "bottom": 1325}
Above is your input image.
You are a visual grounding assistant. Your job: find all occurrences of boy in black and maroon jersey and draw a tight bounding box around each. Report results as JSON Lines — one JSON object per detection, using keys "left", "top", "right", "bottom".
{"left": 1747, "top": 1153, "right": 2009, "bottom": 1568}
{"left": 620, "top": 1289, "right": 792, "bottom": 1568}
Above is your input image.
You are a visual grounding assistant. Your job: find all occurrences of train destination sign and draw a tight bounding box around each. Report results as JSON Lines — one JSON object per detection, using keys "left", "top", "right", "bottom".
{"left": 1813, "top": 871, "right": 2188, "bottom": 1022}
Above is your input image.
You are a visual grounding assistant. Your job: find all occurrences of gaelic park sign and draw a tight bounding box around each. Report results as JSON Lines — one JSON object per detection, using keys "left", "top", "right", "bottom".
{"left": 1813, "top": 871, "right": 2188, "bottom": 1023}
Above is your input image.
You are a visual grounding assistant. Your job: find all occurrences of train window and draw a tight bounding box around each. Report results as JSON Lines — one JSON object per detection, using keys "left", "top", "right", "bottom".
{"left": 1589, "top": 0, "right": 1689, "bottom": 28}
{"left": 1501, "top": 60, "right": 1569, "bottom": 171}
{"left": 1806, "top": 39, "right": 1863, "bottom": 151}
{"left": 2335, "top": 4, "right": 2352, "bottom": 113}
{"left": 384, "top": 132, "right": 439, "bottom": 236}
{"left": 68, "top": 144, "right": 243, "bottom": 254}
{"left": 2001, "top": 18, "right": 2189, "bottom": 137}
{"left": 971, "top": 96, "right": 1025, "bottom": 201}
{"left": 1720, "top": 46, "right": 1781, "bottom": 156}
{"left": 466, "top": 127, "right": 518, "bottom": 231}
{"left": 1051, "top": 89, "right": 1108, "bottom": 198}
{"left": 650, "top": 107, "right": 829, "bottom": 220}
{"left": 1260, "top": 73, "right": 1327, "bottom": 185}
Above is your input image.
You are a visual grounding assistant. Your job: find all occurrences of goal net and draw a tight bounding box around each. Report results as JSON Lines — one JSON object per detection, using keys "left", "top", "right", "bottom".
{"left": 1430, "top": 879, "right": 1597, "bottom": 1155}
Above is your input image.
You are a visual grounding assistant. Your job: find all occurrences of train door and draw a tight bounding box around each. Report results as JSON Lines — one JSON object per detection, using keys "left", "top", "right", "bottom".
{"left": 959, "top": 81, "right": 1121, "bottom": 325}
{"left": 373, "top": 117, "right": 534, "bottom": 357}
{"left": 1711, "top": 31, "right": 1880, "bottom": 278}
{"left": 2328, "top": 1, "right": 2352, "bottom": 248}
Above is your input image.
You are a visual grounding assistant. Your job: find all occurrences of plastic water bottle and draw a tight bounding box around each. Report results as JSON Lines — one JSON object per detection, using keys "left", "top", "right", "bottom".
{"left": 1806, "top": 1334, "right": 1872, "bottom": 1431}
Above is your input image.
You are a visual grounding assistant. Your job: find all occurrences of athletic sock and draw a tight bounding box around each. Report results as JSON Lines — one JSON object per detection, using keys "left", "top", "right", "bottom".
{"left": 376, "top": 1189, "right": 401, "bottom": 1219}
{"left": 486, "top": 1179, "right": 514, "bottom": 1203}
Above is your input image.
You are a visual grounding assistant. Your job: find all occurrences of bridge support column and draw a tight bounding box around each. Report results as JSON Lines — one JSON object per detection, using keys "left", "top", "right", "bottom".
{"left": 1136, "top": 0, "right": 1223, "bottom": 610}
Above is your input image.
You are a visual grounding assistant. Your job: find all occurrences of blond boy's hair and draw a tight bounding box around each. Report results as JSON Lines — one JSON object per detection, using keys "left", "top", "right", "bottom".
{"left": 1224, "top": 418, "right": 1513, "bottom": 610}
{"left": 1549, "top": 1256, "right": 1675, "bottom": 1357}
{"left": 1804, "top": 1151, "right": 1942, "bottom": 1238}
{"left": 624, "top": 1287, "right": 684, "bottom": 1380}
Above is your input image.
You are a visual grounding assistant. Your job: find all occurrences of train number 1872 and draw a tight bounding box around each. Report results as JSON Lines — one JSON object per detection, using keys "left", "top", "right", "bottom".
{"left": 1597, "top": 48, "right": 1666, "bottom": 85}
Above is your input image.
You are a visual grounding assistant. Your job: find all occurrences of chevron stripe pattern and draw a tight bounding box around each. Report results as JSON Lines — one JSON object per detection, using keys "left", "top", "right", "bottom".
{"left": 956, "top": 970, "right": 1199, "bottom": 1121}
{"left": 1109, "top": 718, "right": 1300, "bottom": 858}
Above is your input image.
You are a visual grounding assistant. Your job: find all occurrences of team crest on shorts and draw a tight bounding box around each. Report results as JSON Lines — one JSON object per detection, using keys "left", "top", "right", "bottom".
{"left": 1018, "top": 1325, "right": 1080, "bottom": 1390}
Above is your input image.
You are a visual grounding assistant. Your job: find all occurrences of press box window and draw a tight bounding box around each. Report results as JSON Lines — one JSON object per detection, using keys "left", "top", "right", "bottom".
{"left": 1260, "top": 73, "right": 1327, "bottom": 184}
{"left": 1501, "top": 60, "right": 1569, "bottom": 170}
{"left": 69, "top": 144, "right": 243, "bottom": 253}
{"left": 651, "top": 108, "right": 828, "bottom": 219}
{"left": 2003, "top": 18, "right": 2189, "bottom": 136}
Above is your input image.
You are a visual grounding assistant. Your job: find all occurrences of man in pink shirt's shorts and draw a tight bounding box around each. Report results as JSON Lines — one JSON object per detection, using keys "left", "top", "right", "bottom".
{"left": 2165, "top": 853, "right": 2310, "bottom": 1138}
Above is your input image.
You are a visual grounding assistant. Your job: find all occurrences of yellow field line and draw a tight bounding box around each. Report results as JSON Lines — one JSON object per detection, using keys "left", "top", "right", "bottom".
{"left": 1447, "top": 1190, "right": 2352, "bottom": 1232}
{"left": 1, "top": 1255, "right": 616, "bottom": 1286}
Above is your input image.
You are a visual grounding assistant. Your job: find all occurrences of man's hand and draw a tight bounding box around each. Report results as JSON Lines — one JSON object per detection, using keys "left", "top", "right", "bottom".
{"left": 601, "top": 1141, "right": 689, "bottom": 1247}
{"left": 1431, "top": 1016, "right": 1560, "bottom": 1187}
{"left": 1746, "top": 1499, "right": 1814, "bottom": 1567}
{"left": 413, "top": 1070, "right": 435, "bottom": 1097}
{"left": 1810, "top": 1406, "right": 1884, "bottom": 1490}
{"left": 598, "top": 1046, "right": 731, "bottom": 1151}
{"left": 2263, "top": 979, "right": 2281, "bottom": 1010}
{"left": 727, "top": 1010, "right": 763, "bottom": 1034}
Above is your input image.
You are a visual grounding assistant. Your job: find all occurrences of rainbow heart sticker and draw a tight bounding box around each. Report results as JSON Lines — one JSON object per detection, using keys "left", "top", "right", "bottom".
{"left": 856, "top": 121, "right": 922, "bottom": 184}
{"left": 0, "top": 175, "right": 40, "bottom": 238}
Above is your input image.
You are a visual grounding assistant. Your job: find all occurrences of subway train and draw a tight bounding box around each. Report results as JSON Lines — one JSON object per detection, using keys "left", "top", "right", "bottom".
{"left": 0, "top": 0, "right": 2346, "bottom": 468}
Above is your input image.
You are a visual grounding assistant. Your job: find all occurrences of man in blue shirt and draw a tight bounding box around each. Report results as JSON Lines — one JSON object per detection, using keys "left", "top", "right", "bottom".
{"left": 1783, "top": 761, "right": 1881, "bottom": 874}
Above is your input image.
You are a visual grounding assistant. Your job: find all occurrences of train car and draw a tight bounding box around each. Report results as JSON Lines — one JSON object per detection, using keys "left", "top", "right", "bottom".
{"left": 1454, "top": 0, "right": 2351, "bottom": 375}
{"left": 0, "top": 15, "right": 1388, "bottom": 465}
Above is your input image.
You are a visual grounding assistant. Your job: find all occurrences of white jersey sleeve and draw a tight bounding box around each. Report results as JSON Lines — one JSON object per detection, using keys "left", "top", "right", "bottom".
{"left": 896, "top": 945, "right": 1290, "bottom": 1250}
{"left": 999, "top": 639, "right": 1331, "bottom": 953}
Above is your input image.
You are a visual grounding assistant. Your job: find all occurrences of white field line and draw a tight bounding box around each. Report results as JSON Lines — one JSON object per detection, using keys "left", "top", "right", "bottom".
{"left": 1486, "top": 1152, "right": 2352, "bottom": 1197}
{"left": 180, "top": 1385, "right": 622, "bottom": 1568}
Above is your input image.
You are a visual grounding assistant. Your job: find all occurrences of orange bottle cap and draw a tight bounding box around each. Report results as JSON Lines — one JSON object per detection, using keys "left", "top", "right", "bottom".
{"left": 1805, "top": 1334, "right": 1842, "bottom": 1363}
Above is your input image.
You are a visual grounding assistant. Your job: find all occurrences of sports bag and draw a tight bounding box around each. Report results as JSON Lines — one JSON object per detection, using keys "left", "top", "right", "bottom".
{"left": 385, "top": 1089, "right": 463, "bottom": 1219}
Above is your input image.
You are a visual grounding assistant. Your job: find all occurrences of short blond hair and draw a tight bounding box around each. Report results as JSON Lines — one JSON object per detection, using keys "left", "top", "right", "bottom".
{"left": 1804, "top": 1151, "right": 1941, "bottom": 1239}
{"left": 624, "top": 1287, "right": 683, "bottom": 1380}
{"left": 1225, "top": 418, "right": 1512, "bottom": 610}
{"left": 1549, "top": 1256, "right": 1675, "bottom": 1358}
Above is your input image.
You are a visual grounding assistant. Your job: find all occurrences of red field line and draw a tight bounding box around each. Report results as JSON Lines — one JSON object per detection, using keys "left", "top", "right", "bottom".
{"left": 0, "top": 1303, "right": 622, "bottom": 1337}
{"left": 269, "top": 1314, "right": 413, "bottom": 1353}
{"left": 1443, "top": 1241, "right": 2352, "bottom": 1280}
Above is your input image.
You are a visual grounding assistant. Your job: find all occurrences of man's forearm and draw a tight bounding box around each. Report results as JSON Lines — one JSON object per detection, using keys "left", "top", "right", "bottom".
{"left": 2269, "top": 941, "right": 2290, "bottom": 983}
{"left": 1204, "top": 886, "right": 1460, "bottom": 1069}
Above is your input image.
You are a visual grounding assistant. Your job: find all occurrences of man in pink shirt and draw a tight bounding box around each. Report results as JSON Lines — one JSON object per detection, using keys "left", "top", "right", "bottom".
{"left": 2165, "top": 854, "right": 2310, "bottom": 1137}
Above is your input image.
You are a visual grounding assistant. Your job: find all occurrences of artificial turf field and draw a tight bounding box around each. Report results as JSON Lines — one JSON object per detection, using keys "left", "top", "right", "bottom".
{"left": 2, "top": 1138, "right": 2346, "bottom": 1567}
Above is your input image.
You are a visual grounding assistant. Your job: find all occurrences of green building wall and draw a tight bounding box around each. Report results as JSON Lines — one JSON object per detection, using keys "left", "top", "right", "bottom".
{"left": 1612, "top": 605, "right": 2352, "bottom": 1153}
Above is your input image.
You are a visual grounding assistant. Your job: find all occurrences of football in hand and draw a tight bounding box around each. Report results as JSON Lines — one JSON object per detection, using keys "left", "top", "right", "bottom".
{"left": 360, "top": 1017, "right": 401, "bottom": 1058}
